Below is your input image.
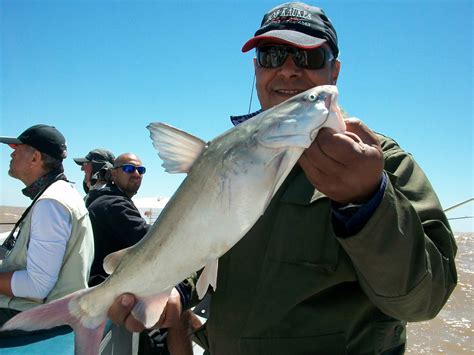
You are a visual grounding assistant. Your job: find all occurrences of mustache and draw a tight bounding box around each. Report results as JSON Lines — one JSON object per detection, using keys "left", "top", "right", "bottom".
{"left": 270, "top": 78, "right": 309, "bottom": 90}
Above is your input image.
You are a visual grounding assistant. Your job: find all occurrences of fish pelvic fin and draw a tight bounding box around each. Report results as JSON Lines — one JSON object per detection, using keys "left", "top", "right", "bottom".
{"left": 147, "top": 122, "right": 206, "bottom": 174}
{"left": 196, "top": 259, "right": 218, "bottom": 299}
{"left": 103, "top": 246, "right": 133, "bottom": 275}
{"left": 1, "top": 289, "right": 107, "bottom": 355}
{"left": 132, "top": 288, "right": 174, "bottom": 328}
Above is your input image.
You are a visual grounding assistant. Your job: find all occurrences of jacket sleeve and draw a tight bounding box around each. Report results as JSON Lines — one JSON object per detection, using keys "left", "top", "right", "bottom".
{"left": 101, "top": 197, "right": 150, "bottom": 246}
{"left": 336, "top": 136, "right": 457, "bottom": 322}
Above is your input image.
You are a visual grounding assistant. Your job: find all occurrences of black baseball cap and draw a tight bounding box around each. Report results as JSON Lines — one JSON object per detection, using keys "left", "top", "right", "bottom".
{"left": 74, "top": 149, "right": 115, "bottom": 166}
{"left": 0, "top": 124, "right": 67, "bottom": 160}
{"left": 242, "top": 2, "right": 339, "bottom": 57}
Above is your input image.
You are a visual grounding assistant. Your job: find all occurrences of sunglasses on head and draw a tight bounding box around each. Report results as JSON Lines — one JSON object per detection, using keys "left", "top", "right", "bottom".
{"left": 256, "top": 45, "right": 334, "bottom": 70}
{"left": 114, "top": 164, "right": 146, "bottom": 175}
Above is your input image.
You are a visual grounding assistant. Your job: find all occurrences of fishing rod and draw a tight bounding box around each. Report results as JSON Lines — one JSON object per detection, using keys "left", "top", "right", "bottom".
{"left": 444, "top": 197, "right": 473, "bottom": 222}
{"left": 248, "top": 71, "right": 256, "bottom": 114}
{"left": 448, "top": 216, "right": 473, "bottom": 221}
{"left": 444, "top": 197, "right": 474, "bottom": 213}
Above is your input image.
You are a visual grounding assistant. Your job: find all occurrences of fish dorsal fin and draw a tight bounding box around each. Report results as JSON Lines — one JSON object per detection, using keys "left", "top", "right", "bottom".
{"left": 103, "top": 247, "right": 132, "bottom": 275}
{"left": 147, "top": 122, "right": 206, "bottom": 174}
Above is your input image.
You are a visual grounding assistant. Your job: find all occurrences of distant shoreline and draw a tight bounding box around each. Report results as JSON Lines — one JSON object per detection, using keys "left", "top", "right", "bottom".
{"left": 0, "top": 205, "right": 25, "bottom": 233}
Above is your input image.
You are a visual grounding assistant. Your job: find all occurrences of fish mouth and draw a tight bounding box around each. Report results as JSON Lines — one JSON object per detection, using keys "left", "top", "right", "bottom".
{"left": 309, "top": 93, "right": 335, "bottom": 141}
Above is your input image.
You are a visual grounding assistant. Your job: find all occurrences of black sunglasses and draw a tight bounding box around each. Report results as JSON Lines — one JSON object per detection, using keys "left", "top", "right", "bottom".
{"left": 256, "top": 45, "right": 334, "bottom": 70}
{"left": 114, "top": 164, "right": 146, "bottom": 175}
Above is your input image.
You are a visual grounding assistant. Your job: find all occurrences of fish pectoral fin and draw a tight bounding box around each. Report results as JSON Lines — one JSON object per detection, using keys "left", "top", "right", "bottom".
{"left": 196, "top": 259, "right": 218, "bottom": 299}
{"left": 147, "top": 122, "right": 206, "bottom": 174}
{"left": 103, "top": 246, "right": 133, "bottom": 275}
{"left": 132, "top": 288, "right": 174, "bottom": 329}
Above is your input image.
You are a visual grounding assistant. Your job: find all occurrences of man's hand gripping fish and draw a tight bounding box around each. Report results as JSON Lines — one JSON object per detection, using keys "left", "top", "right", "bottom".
{"left": 1, "top": 85, "right": 346, "bottom": 354}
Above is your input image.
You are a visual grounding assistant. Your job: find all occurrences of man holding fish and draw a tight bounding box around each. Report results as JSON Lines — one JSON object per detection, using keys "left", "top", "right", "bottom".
{"left": 108, "top": 2, "right": 457, "bottom": 354}
{"left": 2, "top": 3, "right": 457, "bottom": 355}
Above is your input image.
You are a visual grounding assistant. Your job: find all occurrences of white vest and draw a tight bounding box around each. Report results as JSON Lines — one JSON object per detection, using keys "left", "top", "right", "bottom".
{"left": 0, "top": 180, "right": 95, "bottom": 311}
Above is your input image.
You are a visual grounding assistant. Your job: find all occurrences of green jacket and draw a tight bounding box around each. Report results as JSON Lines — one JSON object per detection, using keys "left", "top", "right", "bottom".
{"left": 196, "top": 134, "right": 457, "bottom": 354}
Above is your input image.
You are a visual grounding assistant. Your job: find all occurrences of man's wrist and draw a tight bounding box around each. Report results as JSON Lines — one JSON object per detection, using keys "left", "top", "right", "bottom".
{"left": 331, "top": 172, "right": 387, "bottom": 237}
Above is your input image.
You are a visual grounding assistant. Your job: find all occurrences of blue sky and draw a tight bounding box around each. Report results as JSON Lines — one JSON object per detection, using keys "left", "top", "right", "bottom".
{"left": 1, "top": 0, "right": 472, "bottom": 232}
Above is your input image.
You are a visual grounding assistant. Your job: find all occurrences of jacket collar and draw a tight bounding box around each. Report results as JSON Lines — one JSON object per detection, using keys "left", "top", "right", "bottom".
{"left": 230, "top": 110, "right": 262, "bottom": 126}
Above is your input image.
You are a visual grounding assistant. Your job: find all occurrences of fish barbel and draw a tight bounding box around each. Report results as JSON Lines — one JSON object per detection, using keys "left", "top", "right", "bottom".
{"left": 1, "top": 85, "right": 345, "bottom": 354}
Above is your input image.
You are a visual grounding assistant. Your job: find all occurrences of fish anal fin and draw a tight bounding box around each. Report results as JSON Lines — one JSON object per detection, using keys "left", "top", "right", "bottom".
{"left": 147, "top": 122, "right": 206, "bottom": 174}
{"left": 196, "top": 259, "right": 218, "bottom": 299}
{"left": 132, "top": 288, "right": 173, "bottom": 329}
{"left": 103, "top": 246, "right": 133, "bottom": 275}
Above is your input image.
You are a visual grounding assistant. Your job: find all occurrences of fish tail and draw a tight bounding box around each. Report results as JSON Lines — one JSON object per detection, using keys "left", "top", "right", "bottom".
{"left": 2, "top": 288, "right": 108, "bottom": 355}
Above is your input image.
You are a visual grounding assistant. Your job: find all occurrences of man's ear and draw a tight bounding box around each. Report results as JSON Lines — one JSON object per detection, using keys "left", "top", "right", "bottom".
{"left": 31, "top": 150, "right": 42, "bottom": 164}
{"left": 110, "top": 168, "right": 118, "bottom": 182}
{"left": 30, "top": 150, "right": 46, "bottom": 173}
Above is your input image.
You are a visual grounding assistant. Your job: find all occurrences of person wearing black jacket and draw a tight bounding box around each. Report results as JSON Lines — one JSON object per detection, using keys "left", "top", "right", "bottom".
{"left": 87, "top": 152, "right": 148, "bottom": 286}
{"left": 87, "top": 153, "right": 196, "bottom": 354}
{"left": 87, "top": 153, "right": 162, "bottom": 354}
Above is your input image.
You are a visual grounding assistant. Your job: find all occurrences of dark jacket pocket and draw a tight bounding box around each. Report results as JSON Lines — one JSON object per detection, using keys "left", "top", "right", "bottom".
{"left": 240, "top": 332, "right": 346, "bottom": 355}
{"left": 268, "top": 224, "right": 340, "bottom": 273}
{"left": 375, "top": 320, "right": 406, "bottom": 354}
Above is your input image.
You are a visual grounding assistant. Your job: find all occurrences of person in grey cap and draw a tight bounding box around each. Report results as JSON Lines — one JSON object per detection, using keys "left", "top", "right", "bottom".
{"left": 108, "top": 3, "right": 457, "bottom": 354}
{"left": 0, "top": 124, "right": 94, "bottom": 330}
{"left": 74, "top": 148, "right": 115, "bottom": 206}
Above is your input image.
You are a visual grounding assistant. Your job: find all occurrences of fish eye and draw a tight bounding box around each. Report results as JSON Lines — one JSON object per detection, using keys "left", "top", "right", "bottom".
{"left": 307, "top": 93, "right": 318, "bottom": 101}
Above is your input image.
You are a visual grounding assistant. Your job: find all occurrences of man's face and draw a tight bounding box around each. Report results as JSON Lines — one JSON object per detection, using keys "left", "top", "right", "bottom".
{"left": 8, "top": 144, "right": 36, "bottom": 182}
{"left": 81, "top": 161, "right": 93, "bottom": 187}
{"left": 254, "top": 44, "right": 340, "bottom": 110}
{"left": 111, "top": 155, "right": 144, "bottom": 197}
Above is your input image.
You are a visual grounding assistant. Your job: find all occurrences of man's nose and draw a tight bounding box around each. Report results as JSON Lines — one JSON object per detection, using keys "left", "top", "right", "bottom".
{"left": 131, "top": 169, "right": 142, "bottom": 177}
{"left": 277, "top": 55, "right": 302, "bottom": 78}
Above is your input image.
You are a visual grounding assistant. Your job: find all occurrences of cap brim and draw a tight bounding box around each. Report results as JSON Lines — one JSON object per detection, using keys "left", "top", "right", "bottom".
{"left": 73, "top": 158, "right": 88, "bottom": 165}
{"left": 0, "top": 137, "right": 22, "bottom": 145}
{"left": 242, "top": 30, "right": 326, "bottom": 52}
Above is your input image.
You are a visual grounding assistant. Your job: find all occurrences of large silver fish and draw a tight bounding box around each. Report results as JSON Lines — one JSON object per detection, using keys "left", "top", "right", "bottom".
{"left": 1, "top": 85, "right": 345, "bottom": 354}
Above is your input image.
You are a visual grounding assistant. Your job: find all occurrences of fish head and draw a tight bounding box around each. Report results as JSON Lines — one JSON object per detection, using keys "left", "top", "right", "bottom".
{"left": 256, "top": 85, "right": 345, "bottom": 150}
{"left": 212, "top": 85, "right": 347, "bottom": 220}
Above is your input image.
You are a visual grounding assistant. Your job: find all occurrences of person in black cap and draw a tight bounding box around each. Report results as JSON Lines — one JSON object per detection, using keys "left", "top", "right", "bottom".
{"left": 86, "top": 152, "right": 195, "bottom": 354}
{"left": 74, "top": 148, "right": 115, "bottom": 206}
{"left": 86, "top": 152, "right": 148, "bottom": 286}
{"left": 107, "top": 3, "right": 457, "bottom": 354}
{"left": 0, "top": 124, "right": 94, "bottom": 329}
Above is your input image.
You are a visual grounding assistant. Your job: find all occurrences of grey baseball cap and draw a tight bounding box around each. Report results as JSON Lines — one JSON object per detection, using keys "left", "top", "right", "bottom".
{"left": 74, "top": 149, "right": 115, "bottom": 165}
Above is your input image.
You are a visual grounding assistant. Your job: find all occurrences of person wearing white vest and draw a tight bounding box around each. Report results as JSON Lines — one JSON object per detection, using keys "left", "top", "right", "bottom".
{"left": 0, "top": 124, "right": 94, "bottom": 329}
